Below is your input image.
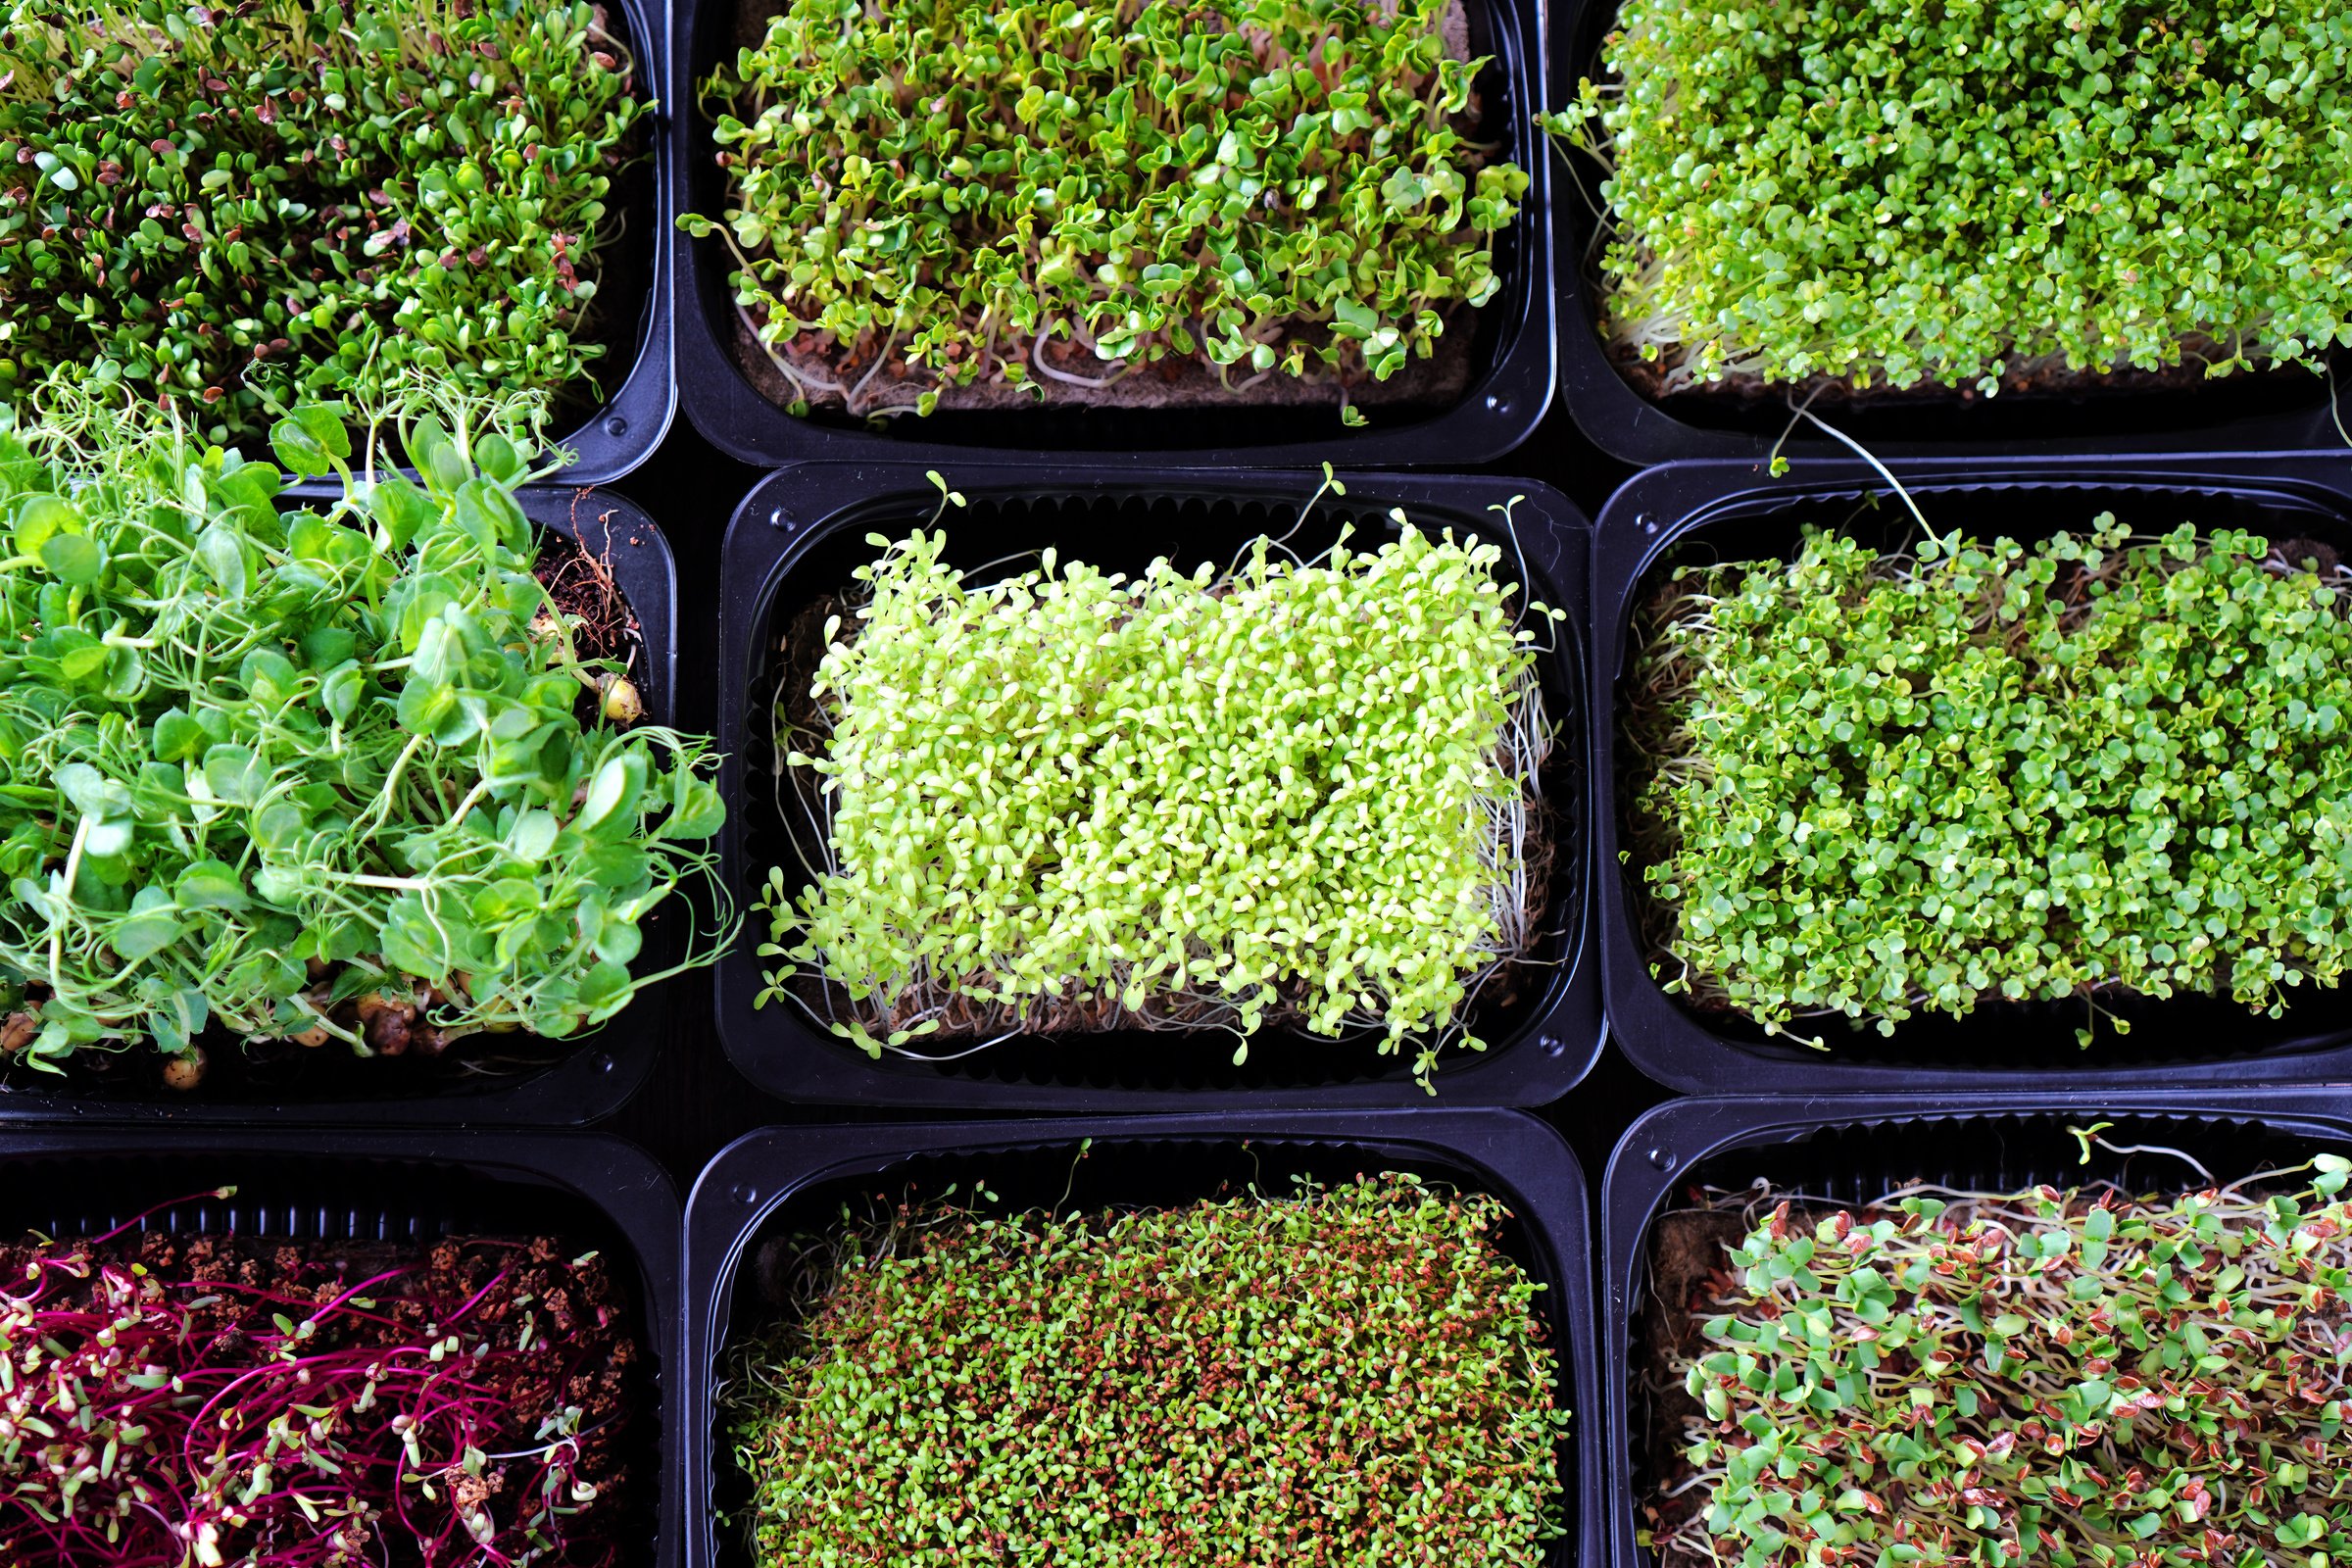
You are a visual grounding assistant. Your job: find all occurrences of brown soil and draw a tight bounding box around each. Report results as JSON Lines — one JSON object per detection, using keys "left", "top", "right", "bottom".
{"left": 719, "top": 0, "right": 1490, "bottom": 419}
{"left": 536, "top": 500, "right": 642, "bottom": 671}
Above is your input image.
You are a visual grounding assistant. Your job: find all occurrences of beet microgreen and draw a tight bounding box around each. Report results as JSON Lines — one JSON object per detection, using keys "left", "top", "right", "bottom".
{"left": 730, "top": 1172, "right": 1571, "bottom": 1563}
{"left": 0, "top": 395, "right": 730, "bottom": 1085}
{"left": 0, "top": 0, "right": 644, "bottom": 445}
{"left": 1548, "top": 0, "right": 2352, "bottom": 396}
{"left": 684, "top": 0, "right": 1527, "bottom": 418}
{"left": 758, "top": 480, "right": 1559, "bottom": 1087}
{"left": 0, "top": 1216, "right": 638, "bottom": 1566}
{"left": 1661, "top": 1153, "right": 2352, "bottom": 1568}
{"left": 1627, "top": 519, "right": 2352, "bottom": 1046}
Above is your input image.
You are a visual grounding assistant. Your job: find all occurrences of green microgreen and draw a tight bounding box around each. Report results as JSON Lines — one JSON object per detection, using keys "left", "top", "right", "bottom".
{"left": 728, "top": 1171, "right": 1572, "bottom": 1564}
{"left": 1627, "top": 518, "right": 2352, "bottom": 1046}
{"left": 0, "top": 392, "right": 731, "bottom": 1084}
{"left": 683, "top": 0, "right": 1528, "bottom": 418}
{"left": 757, "top": 485, "right": 1561, "bottom": 1087}
{"left": 1663, "top": 1153, "right": 2352, "bottom": 1568}
{"left": 1546, "top": 0, "right": 2352, "bottom": 395}
{"left": 0, "top": 0, "right": 645, "bottom": 445}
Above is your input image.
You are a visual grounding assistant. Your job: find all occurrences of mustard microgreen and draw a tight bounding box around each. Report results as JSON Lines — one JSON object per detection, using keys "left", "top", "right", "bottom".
{"left": 0, "top": 396, "right": 729, "bottom": 1082}
{"left": 0, "top": 0, "right": 645, "bottom": 444}
{"left": 730, "top": 1173, "right": 1571, "bottom": 1563}
{"left": 1549, "top": 0, "right": 2352, "bottom": 394}
{"left": 684, "top": 0, "right": 1527, "bottom": 417}
{"left": 1629, "top": 519, "right": 2352, "bottom": 1045}
{"left": 758, "top": 493, "right": 1559, "bottom": 1086}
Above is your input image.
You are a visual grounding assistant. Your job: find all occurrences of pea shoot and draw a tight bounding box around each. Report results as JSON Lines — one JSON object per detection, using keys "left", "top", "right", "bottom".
{"left": 0, "top": 393, "right": 730, "bottom": 1086}
{"left": 685, "top": 0, "right": 1527, "bottom": 419}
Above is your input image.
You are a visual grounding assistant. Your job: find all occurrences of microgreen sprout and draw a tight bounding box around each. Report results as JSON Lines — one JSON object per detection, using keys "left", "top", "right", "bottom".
{"left": 758, "top": 491, "right": 1561, "bottom": 1087}
{"left": 0, "top": 1224, "right": 639, "bottom": 1565}
{"left": 0, "top": 0, "right": 645, "bottom": 445}
{"left": 1628, "top": 517, "right": 2352, "bottom": 1045}
{"left": 684, "top": 0, "right": 1528, "bottom": 418}
{"left": 1548, "top": 0, "right": 2352, "bottom": 396}
{"left": 1661, "top": 1153, "right": 2352, "bottom": 1568}
{"left": 0, "top": 393, "right": 731, "bottom": 1084}
{"left": 729, "top": 1172, "right": 1571, "bottom": 1563}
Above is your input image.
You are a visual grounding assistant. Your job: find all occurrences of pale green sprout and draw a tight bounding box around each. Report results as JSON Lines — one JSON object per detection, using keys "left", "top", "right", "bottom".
{"left": 755, "top": 482, "right": 1561, "bottom": 1089}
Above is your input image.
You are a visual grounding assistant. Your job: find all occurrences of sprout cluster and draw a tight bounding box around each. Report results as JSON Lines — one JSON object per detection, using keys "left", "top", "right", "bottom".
{"left": 685, "top": 0, "right": 1528, "bottom": 418}
{"left": 729, "top": 1172, "right": 1572, "bottom": 1564}
{"left": 0, "top": 0, "right": 644, "bottom": 443}
{"left": 0, "top": 1219, "right": 637, "bottom": 1566}
{"left": 1666, "top": 1156, "right": 2352, "bottom": 1568}
{"left": 759, "top": 509, "right": 1556, "bottom": 1085}
{"left": 0, "top": 398, "right": 727, "bottom": 1080}
{"left": 1629, "top": 520, "right": 2352, "bottom": 1044}
{"left": 1550, "top": 0, "right": 2352, "bottom": 395}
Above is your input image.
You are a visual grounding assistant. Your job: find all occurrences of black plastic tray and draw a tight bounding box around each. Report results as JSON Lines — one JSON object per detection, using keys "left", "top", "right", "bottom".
{"left": 1593, "top": 456, "right": 2352, "bottom": 1095}
{"left": 0, "top": 487, "right": 684, "bottom": 1125}
{"left": 713, "top": 462, "right": 1603, "bottom": 1108}
{"left": 666, "top": 0, "right": 1553, "bottom": 470}
{"left": 1547, "top": 0, "right": 2352, "bottom": 466}
{"left": 0, "top": 1126, "right": 681, "bottom": 1568}
{"left": 1601, "top": 1091, "right": 2352, "bottom": 1568}
{"left": 684, "top": 1109, "right": 1598, "bottom": 1568}
{"left": 513, "top": 0, "right": 675, "bottom": 483}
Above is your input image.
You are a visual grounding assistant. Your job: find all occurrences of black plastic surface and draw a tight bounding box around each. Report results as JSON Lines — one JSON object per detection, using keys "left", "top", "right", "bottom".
{"left": 517, "top": 0, "right": 675, "bottom": 483}
{"left": 0, "top": 487, "right": 684, "bottom": 1125}
{"left": 666, "top": 0, "right": 1553, "bottom": 469}
{"left": 1593, "top": 456, "right": 2352, "bottom": 1095}
{"left": 1547, "top": 0, "right": 2352, "bottom": 466}
{"left": 0, "top": 1127, "right": 682, "bottom": 1568}
{"left": 1602, "top": 1092, "right": 2352, "bottom": 1568}
{"left": 684, "top": 1109, "right": 1597, "bottom": 1568}
{"left": 714, "top": 462, "right": 1603, "bottom": 1108}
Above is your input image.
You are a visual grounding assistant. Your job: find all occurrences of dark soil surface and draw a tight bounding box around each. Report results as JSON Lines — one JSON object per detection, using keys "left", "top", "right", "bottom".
{"left": 537, "top": 506, "right": 643, "bottom": 675}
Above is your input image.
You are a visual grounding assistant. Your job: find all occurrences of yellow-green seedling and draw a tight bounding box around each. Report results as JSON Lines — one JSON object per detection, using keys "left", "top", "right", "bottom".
{"left": 759, "top": 484, "right": 1560, "bottom": 1087}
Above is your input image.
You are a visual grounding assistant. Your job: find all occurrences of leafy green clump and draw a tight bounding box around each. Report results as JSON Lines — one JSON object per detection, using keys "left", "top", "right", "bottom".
{"left": 0, "top": 398, "right": 727, "bottom": 1079}
{"left": 0, "top": 0, "right": 643, "bottom": 444}
{"left": 686, "top": 0, "right": 1527, "bottom": 418}
{"left": 1669, "top": 1155, "right": 2352, "bottom": 1568}
{"left": 730, "top": 1172, "right": 1571, "bottom": 1565}
{"left": 1549, "top": 0, "right": 2352, "bottom": 394}
{"left": 1630, "top": 520, "right": 2352, "bottom": 1042}
{"left": 758, "top": 506, "right": 1556, "bottom": 1085}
